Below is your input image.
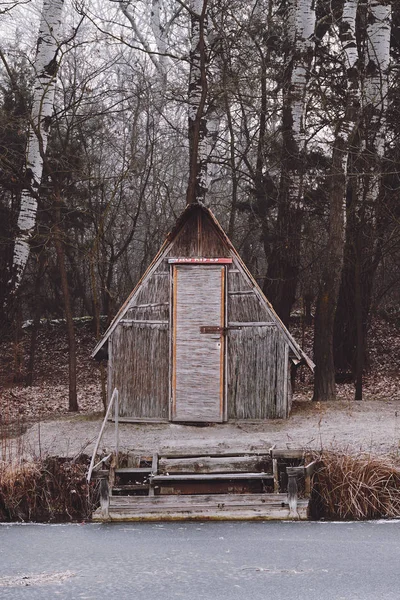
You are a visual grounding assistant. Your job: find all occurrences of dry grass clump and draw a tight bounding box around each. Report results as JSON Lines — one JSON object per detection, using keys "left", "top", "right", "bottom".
{"left": 311, "top": 451, "right": 400, "bottom": 520}
{"left": 0, "top": 456, "right": 99, "bottom": 522}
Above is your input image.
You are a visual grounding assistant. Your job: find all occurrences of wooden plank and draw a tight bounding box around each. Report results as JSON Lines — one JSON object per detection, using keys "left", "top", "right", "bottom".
{"left": 94, "top": 505, "right": 309, "bottom": 521}
{"left": 109, "top": 493, "right": 290, "bottom": 507}
{"left": 160, "top": 450, "right": 273, "bottom": 459}
{"left": 228, "top": 321, "right": 276, "bottom": 327}
{"left": 270, "top": 449, "right": 305, "bottom": 459}
{"left": 115, "top": 468, "right": 152, "bottom": 475}
{"left": 112, "top": 485, "right": 150, "bottom": 492}
{"left": 104, "top": 508, "right": 308, "bottom": 522}
{"left": 228, "top": 290, "right": 254, "bottom": 296}
{"left": 94, "top": 494, "right": 309, "bottom": 522}
{"left": 91, "top": 469, "right": 109, "bottom": 479}
{"left": 131, "top": 302, "right": 169, "bottom": 309}
{"left": 158, "top": 455, "right": 271, "bottom": 474}
{"left": 150, "top": 472, "right": 274, "bottom": 482}
{"left": 106, "top": 494, "right": 309, "bottom": 517}
{"left": 110, "top": 417, "right": 169, "bottom": 424}
{"left": 120, "top": 319, "right": 169, "bottom": 325}
{"left": 157, "top": 481, "right": 265, "bottom": 495}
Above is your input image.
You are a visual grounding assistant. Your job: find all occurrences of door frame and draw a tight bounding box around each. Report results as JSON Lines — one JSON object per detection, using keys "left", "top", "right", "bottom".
{"left": 168, "top": 260, "right": 230, "bottom": 422}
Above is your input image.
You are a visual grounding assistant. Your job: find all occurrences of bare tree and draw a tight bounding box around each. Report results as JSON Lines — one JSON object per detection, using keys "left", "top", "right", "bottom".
{"left": 9, "top": 0, "right": 64, "bottom": 293}
{"left": 313, "top": 0, "right": 362, "bottom": 401}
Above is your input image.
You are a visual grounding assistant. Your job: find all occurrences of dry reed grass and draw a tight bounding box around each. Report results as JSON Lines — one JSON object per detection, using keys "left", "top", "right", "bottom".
{"left": 311, "top": 450, "right": 400, "bottom": 520}
{"left": 0, "top": 456, "right": 99, "bottom": 522}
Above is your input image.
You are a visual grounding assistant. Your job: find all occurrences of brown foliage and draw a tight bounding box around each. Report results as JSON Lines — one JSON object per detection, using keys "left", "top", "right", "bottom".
{"left": 311, "top": 451, "right": 400, "bottom": 520}
{"left": 0, "top": 456, "right": 99, "bottom": 522}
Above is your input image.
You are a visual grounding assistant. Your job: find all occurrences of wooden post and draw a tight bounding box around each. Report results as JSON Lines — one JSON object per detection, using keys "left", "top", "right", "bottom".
{"left": 286, "top": 466, "right": 304, "bottom": 519}
{"left": 149, "top": 452, "right": 159, "bottom": 496}
{"left": 304, "top": 460, "right": 318, "bottom": 497}
{"left": 273, "top": 458, "right": 279, "bottom": 493}
{"left": 114, "top": 389, "right": 119, "bottom": 468}
{"left": 99, "top": 477, "right": 110, "bottom": 519}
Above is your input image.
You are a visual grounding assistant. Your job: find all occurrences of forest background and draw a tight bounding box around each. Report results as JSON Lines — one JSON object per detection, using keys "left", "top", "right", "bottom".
{"left": 0, "top": 0, "right": 399, "bottom": 413}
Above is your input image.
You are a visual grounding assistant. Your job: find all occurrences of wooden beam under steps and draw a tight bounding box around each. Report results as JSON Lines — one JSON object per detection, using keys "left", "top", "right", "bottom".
{"left": 93, "top": 493, "right": 309, "bottom": 522}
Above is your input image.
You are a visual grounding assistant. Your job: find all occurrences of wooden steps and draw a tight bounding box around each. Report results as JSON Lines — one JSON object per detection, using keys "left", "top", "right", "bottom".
{"left": 92, "top": 493, "right": 309, "bottom": 521}
{"left": 93, "top": 449, "right": 313, "bottom": 521}
{"left": 150, "top": 473, "right": 275, "bottom": 482}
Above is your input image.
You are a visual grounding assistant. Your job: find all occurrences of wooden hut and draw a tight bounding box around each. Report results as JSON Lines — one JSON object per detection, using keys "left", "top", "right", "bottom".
{"left": 92, "top": 203, "right": 313, "bottom": 423}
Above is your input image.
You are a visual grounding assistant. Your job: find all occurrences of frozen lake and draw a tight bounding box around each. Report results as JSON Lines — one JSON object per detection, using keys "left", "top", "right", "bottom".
{"left": 1, "top": 520, "right": 400, "bottom": 599}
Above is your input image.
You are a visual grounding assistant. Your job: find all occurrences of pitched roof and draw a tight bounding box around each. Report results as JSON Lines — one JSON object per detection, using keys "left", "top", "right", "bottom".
{"left": 92, "top": 203, "right": 314, "bottom": 370}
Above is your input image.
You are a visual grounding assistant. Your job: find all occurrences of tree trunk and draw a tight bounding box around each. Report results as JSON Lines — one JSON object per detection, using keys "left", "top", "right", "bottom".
{"left": 25, "top": 252, "right": 46, "bottom": 386}
{"left": 354, "top": 236, "right": 363, "bottom": 399}
{"left": 10, "top": 0, "right": 64, "bottom": 293}
{"left": 313, "top": 137, "right": 348, "bottom": 400}
{"left": 90, "top": 252, "right": 107, "bottom": 412}
{"left": 53, "top": 194, "right": 78, "bottom": 412}
{"left": 186, "top": 0, "right": 209, "bottom": 205}
{"left": 313, "top": 0, "right": 361, "bottom": 401}
{"left": 333, "top": 0, "right": 391, "bottom": 385}
{"left": 264, "top": 0, "right": 316, "bottom": 325}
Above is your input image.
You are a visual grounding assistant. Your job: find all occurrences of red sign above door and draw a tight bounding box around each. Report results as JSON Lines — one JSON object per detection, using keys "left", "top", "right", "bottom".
{"left": 168, "top": 258, "right": 233, "bottom": 264}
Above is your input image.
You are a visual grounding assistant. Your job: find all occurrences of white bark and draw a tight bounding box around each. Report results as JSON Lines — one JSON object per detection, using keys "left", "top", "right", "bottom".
{"left": 119, "top": 1, "right": 162, "bottom": 73}
{"left": 341, "top": 0, "right": 359, "bottom": 72}
{"left": 188, "top": 0, "right": 203, "bottom": 123}
{"left": 365, "top": 0, "right": 391, "bottom": 157}
{"left": 205, "top": 105, "right": 220, "bottom": 190}
{"left": 120, "top": 1, "right": 181, "bottom": 116}
{"left": 361, "top": 1, "right": 391, "bottom": 235}
{"left": 291, "top": 0, "right": 316, "bottom": 147}
{"left": 11, "top": 0, "right": 64, "bottom": 292}
{"left": 282, "top": 0, "right": 316, "bottom": 212}
{"left": 151, "top": 0, "right": 168, "bottom": 86}
{"left": 332, "top": 0, "right": 362, "bottom": 242}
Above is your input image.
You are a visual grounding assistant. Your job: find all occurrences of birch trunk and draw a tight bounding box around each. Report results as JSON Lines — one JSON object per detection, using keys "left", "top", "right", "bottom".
{"left": 264, "top": 0, "right": 316, "bottom": 324}
{"left": 334, "top": 0, "right": 391, "bottom": 391}
{"left": 10, "top": 0, "right": 64, "bottom": 293}
{"left": 355, "top": 0, "right": 391, "bottom": 398}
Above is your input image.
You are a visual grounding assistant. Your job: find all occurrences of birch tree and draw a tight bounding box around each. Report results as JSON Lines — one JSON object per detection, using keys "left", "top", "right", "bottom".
{"left": 334, "top": 0, "right": 392, "bottom": 396}
{"left": 264, "top": 0, "right": 316, "bottom": 324}
{"left": 9, "top": 0, "right": 64, "bottom": 294}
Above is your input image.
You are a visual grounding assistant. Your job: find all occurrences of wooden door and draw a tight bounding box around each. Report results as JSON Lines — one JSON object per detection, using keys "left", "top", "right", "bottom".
{"left": 171, "top": 265, "right": 225, "bottom": 422}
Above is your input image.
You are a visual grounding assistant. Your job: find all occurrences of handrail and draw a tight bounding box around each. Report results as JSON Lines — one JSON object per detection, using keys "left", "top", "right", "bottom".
{"left": 87, "top": 387, "right": 119, "bottom": 483}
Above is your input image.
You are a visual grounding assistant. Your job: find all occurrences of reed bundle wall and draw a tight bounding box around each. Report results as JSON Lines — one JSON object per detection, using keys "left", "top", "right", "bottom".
{"left": 106, "top": 205, "right": 293, "bottom": 421}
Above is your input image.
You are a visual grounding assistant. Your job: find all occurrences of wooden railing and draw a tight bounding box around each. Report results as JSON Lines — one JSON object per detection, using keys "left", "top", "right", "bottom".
{"left": 87, "top": 387, "right": 119, "bottom": 483}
